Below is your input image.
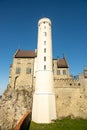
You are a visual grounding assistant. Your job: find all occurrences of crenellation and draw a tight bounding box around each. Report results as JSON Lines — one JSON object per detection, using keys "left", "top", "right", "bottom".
{"left": 54, "top": 78, "right": 81, "bottom": 88}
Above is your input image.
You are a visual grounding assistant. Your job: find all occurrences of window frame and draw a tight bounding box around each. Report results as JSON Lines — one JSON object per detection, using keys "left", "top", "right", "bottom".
{"left": 26, "top": 68, "right": 31, "bottom": 74}
{"left": 57, "top": 70, "right": 60, "bottom": 75}
{"left": 44, "top": 65, "right": 46, "bottom": 70}
{"left": 16, "top": 67, "right": 21, "bottom": 74}
{"left": 44, "top": 48, "right": 46, "bottom": 53}
{"left": 63, "top": 70, "right": 66, "bottom": 75}
{"left": 44, "top": 56, "right": 46, "bottom": 61}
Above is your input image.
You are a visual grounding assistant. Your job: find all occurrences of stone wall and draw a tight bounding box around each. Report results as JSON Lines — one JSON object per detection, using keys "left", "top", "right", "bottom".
{"left": 0, "top": 79, "right": 87, "bottom": 129}
{"left": 0, "top": 85, "right": 33, "bottom": 130}
{"left": 0, "top": 55, "right": 87, "bottom": 129}
{"left": 9, "top": 57, "right": 34, "bottom": 88}
{"left": 54, "top": 79, "right": 87, "bottom": 119}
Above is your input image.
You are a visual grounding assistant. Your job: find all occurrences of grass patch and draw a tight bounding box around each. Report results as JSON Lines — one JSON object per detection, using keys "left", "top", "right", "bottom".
{"left": 30, "top": 118, "right": 87, "bottom": 130}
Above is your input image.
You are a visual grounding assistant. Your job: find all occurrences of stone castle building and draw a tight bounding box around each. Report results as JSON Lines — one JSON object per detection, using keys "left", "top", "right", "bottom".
{"left": 9, "top": 48, "right": 87, "bottom": 119}
{"left": 9, "top": 49, "right": 70, "bottom": 89}
{"left": 0, "top": 17, "right": 87, "bottom": 129}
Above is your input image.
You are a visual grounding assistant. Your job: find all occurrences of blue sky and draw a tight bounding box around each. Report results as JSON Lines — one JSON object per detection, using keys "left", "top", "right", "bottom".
{"left": 0, "top": 0, "right": 87, "bottom": 95}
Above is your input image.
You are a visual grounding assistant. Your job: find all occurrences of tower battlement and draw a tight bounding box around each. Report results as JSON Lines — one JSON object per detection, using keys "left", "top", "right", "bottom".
{"left": 54, "top": 78, "right": 81, "bottom": 88}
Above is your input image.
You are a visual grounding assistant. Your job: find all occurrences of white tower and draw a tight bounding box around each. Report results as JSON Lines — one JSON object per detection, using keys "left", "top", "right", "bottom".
{"left": 32, "top": 18, "right": 56, "bottom": 123}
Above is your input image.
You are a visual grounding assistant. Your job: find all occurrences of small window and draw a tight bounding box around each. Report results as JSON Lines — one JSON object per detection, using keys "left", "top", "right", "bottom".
{"left": 78, "top": 83, "right": 81, "bottom": 86}
{"left": 44, "top": 41, "right": 46, "bottom": 45}
{"left": 70, "top": 83, "right": 72, "bottom": 86}
{"left": 16, "top": 67, "right": 21, "bottom": 74}
{"left": 63, "top": 70, "right": 66, "bottom": 75}
{"left": 44, "top": 48, "right": 46, "bottom": 53}
{"left": 44, "top": 56, "right": 46, "bottom": 61}
{"left": 44, "top": 32, "right": 47, "bottom": 36}
{"left": 57, "top": 70, "right": 60, "bottom": 75}
{"left": 44, "top": 65, "right": 46, "bottom": 70}
{"left": 26, "top": 68, "right": 31, "bottom": 74}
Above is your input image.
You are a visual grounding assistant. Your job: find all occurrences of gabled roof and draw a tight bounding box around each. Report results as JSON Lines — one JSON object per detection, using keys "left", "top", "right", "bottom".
{"left": 57, "top": 56, "right": 69, "bottom": 68}
{"left": 14, "top": 49, "right": 37, "bottom": 58}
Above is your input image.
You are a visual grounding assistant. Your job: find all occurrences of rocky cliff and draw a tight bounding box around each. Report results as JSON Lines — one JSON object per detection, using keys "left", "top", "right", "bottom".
{"left": 0, "top": 85, "right": 33, "bottom": 130}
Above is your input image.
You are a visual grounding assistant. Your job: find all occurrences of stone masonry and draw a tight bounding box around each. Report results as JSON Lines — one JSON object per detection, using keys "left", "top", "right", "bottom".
{"left": 0, "top": 49, "right": 87, "bottom": 129}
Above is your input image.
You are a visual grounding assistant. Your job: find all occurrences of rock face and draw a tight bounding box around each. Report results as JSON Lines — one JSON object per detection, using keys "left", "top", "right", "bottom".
{"left": 0, "top": 84, "right": 33, "bottom": 130}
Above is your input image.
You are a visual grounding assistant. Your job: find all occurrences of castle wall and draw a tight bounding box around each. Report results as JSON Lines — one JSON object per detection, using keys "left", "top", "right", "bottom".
{"left": 0, "top": 56, "right": 87, "bottom": 129}
{"left": 9, "top": 58, "right": 34, "bottom": 89}
{"left": 8, "top": 57, "right": 87, "bottom": 119}
{"left": 54, "top": 79, "right": 87, "bottom": 119}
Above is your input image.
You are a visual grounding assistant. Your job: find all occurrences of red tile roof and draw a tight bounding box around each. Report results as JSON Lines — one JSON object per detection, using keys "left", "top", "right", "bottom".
{"left": 14, "top": 50, "right": 37, "bottom": 58}
{"left": 14, "top": 50, "right": 68, "bottom": 68}
{"left": 57, "top": 57, "right": 68, "bottom": 68}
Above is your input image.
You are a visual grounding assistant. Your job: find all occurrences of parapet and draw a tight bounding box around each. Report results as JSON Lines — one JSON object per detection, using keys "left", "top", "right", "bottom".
{"left": 54, "top": 78, "right": 81, "bottom": 88}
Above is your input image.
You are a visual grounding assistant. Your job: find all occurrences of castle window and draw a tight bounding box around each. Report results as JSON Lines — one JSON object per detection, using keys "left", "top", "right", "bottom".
{"left": 26, "top": 68, "right": 31, "bottom": 74}
{"left": 44, "top": 56, "right": 46, "bottom": 61}
{"left": 44, "top": 65, "right": 46, "bottom": 70}
{"left": 44, "top": 48, "right": 46, "bottom": 53}
{"left": 44, "top": 41, "right": 46, "bottom": 45}
{"left": 63, "top": 70, "right": 66, "bottom": 75}
{"left": 16, "top": 67, "right": 21, "bottom": 74}
{"left": 78, "top": 83, "right": 81, "bottom": 86}
{"left": 44, "top": 32, "right": 47, "bottom": 36}
{"left": 57, "top": 70, "right": 60, "bottom": 75}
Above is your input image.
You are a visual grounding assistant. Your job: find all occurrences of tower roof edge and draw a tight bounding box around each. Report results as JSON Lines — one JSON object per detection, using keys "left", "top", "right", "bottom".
{"left": 38, "top": 17, "right": 51, "bottom": 26}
